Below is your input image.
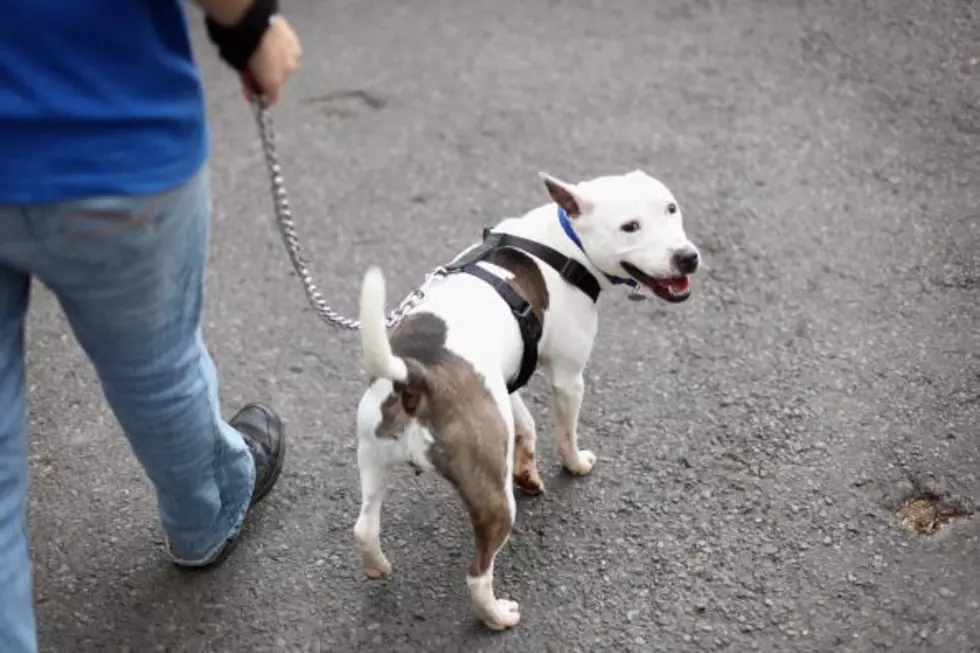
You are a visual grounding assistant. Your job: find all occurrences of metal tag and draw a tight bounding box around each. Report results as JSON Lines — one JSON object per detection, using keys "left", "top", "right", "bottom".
{"left": 627, "top": 286, "right": 647, "bottom": 301}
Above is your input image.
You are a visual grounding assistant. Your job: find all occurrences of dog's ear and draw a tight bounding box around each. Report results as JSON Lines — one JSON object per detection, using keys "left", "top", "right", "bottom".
{"left": 538, "top": 171, "right": 592, "bottom": 218}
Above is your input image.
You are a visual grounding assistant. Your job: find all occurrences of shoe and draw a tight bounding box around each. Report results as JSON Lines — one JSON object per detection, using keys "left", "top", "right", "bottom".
{"left": 233, "top": 402, "right": 286, "bottom": 507}
{"left": 177, "top": 403, "right": 285, "bottom": 570}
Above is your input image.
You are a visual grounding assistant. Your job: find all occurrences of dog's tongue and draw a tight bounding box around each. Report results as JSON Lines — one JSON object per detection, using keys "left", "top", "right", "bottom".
{"left": 664, "top": 277, "right": 690, "bottom": 293}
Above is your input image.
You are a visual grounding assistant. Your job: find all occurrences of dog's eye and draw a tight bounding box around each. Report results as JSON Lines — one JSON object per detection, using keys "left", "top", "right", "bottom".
{"left": 620, "top": 220, "right": 641, "bottom": 233}
{"left": 666, "top": 203, "right": 678, "bottom": 215}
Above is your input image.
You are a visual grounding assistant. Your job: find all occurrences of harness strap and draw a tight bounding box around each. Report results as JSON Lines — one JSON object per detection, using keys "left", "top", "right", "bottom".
{"left": 487, "top": 232, "right": 603, "bottom": 303}
{"left": 446, "top": 228, "right": 603, "bottom": 303}
{"left": 461, "top": 263, "right": 542, "bottom": 394}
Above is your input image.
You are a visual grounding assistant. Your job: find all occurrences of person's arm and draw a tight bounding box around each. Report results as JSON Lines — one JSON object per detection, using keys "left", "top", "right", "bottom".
{"left": 192, "top": 0, "right": 255, "bottom": 26}
{"left": 190, "top": 0, "right": 302, "bottom": 104}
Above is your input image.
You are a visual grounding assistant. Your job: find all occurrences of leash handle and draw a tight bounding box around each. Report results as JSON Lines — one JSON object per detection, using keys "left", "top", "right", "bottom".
{"left": 250, "top": 97, "right": 445, "bottom": 331}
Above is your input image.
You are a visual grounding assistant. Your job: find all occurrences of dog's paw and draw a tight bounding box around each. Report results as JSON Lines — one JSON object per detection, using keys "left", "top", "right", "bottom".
{"left": 483, "top": 599, "right": 521, "bottom": 630}
{"left": 361, "top": 551, "right": 392, "bottom": 580}
{"left": 562, "top": 449, "right": 597, "bottom": 476}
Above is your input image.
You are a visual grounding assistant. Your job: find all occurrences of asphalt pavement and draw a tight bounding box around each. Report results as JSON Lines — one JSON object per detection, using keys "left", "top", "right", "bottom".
{"left": 25, "top": 0, "right": 979, "bottom": 651}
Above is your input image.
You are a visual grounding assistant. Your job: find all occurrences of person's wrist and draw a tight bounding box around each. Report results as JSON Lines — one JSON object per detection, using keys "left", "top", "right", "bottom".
{"left": 200, "top": 0, "right": 254, "bottom": 27}
{"left": 205, "top": 0, "right": 279, "bottom": 72}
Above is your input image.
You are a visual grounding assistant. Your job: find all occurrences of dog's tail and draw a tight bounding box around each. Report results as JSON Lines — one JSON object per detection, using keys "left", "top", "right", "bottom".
{"left": 359, "top": 267, "right": 410, "bottom": 382}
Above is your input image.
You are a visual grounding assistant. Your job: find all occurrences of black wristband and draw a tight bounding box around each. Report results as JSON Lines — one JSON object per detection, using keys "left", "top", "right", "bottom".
{"left": 205, "top": 0, "right": 280, "bottom": 72}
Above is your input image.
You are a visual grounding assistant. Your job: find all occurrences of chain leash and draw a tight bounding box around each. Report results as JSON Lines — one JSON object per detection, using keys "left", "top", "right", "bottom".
{"left": 250, "top": 97, "right": 446, "bottom": 331}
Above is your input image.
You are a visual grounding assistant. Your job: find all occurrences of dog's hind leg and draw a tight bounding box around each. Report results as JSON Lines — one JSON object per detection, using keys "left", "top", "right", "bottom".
{"left": 353, "top": 382, "right": 401, "bottom": 580}
{"left": 419, "top": 355, "right": 520, "bottom": 628}
{"left": 353, "top": 436, "right": 393, "bottom": 579}
{"left": 463, "top": 478, "right": 520, "bottom": 630}
{"left": 510, "top": 392, "right": 544, "bottom": 495}
{"left": 435, "top": 390, "right": 521, "bottom": 629}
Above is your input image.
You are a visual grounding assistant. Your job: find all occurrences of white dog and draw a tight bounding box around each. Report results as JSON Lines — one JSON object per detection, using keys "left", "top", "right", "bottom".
{"left": 352, "top": 170, "right": 700, "bottom": 630}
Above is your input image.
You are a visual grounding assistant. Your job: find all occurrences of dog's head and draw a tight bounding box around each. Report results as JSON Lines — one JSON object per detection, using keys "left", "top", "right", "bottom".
{"left": 540, "top": 169, "right": 700, "bottom": 303}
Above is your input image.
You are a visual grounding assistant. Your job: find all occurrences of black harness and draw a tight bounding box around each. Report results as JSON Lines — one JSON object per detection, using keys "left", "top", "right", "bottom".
{"left": 442, "top": 227, "right": 605, "bottom": 394}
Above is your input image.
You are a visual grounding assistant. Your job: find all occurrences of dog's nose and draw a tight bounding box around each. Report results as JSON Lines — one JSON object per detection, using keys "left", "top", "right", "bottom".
{"left": 672, "top": 247, "right": 700, "bottom": 274}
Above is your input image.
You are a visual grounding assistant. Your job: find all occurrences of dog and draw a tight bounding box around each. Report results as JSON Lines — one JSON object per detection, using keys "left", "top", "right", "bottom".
{"left": 352, "top": 169, "right": 700, "bottom": 630}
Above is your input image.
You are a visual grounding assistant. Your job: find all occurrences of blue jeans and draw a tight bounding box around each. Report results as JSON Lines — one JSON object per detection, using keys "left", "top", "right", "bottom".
{"left": 0, "top": 164, "right": 255, "bottom": 653}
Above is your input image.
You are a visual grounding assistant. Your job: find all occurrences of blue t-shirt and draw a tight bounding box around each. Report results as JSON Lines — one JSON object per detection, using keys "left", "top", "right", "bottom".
{"left": 0, "top": 0, "right": 209, "bottom": 204}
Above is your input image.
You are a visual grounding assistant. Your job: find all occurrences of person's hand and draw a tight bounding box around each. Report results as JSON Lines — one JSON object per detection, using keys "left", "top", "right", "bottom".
{"left": 242, "top": 15, "right": 302, "bottom": 104}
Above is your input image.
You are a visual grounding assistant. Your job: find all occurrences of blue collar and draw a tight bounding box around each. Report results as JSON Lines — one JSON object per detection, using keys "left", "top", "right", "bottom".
{"left": 557, "top": 207, "right": 637, "bottom": 287}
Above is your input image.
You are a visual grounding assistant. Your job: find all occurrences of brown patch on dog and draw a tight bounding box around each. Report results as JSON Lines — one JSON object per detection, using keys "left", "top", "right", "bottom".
{"left": 513, "top": 431, "right": 544, "bottom": 495}
{"left": 420, "top": 356, "right": 512, "bottom": 577}
{"left": 400, "top": 388, "right": 422, "bottom": 414}
{"left": 372, "top": 313, "right": 446, "bottom": 439}
{"left": 484, "top": 247, "right": 550, "bottom": 326}
{"left": 375, "top": 392, "right": 412, "bottom": 439}
{"left": 389, "top": 312, "right": 450, "bottom": 366}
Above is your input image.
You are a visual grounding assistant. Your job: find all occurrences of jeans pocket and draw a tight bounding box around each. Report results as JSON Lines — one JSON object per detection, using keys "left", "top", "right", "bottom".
{"left": 22, "top": 166, "right": 210, "bottom": 283}
{"left": 26, "top": 176, "right": 202, "bottom": 275}
{"left": 57, "top": 209, "right": 154, "bottom": 240}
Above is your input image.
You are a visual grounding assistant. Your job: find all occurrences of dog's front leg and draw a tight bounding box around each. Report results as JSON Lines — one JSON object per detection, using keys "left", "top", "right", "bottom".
{"left": 548, "top": 369, "right": 597, "bottom": 476}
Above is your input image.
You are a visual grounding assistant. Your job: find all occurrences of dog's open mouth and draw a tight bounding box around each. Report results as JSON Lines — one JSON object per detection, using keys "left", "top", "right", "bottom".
{"left": 620, "top": 262, "right": 692, "bottom": 303}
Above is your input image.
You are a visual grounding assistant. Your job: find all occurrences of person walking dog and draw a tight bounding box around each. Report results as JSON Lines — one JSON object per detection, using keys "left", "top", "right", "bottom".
{"left": 0, "top": 1, "right": 301, "bottom": 650}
